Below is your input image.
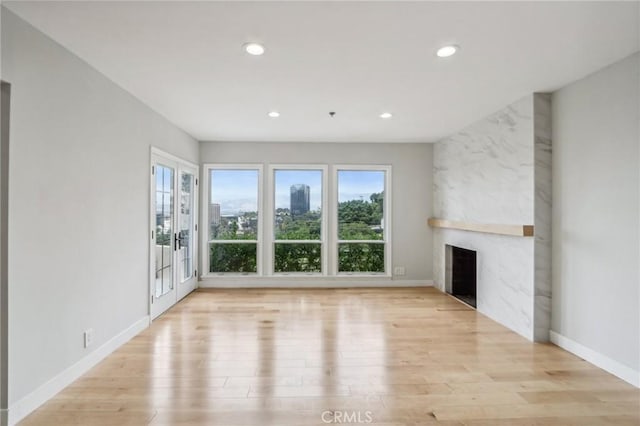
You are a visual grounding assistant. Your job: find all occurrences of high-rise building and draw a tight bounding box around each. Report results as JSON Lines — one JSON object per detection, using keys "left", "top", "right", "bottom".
{"left": 290, "top": 184, "right": 310, "bottom": 217}
{"left": 209, "top": 203, "right": 221, "bottom": 225}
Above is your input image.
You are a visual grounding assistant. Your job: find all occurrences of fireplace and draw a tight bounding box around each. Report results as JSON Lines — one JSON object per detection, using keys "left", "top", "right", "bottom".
{"left": 445, "top": 245, "right": 477, "bottom": 308}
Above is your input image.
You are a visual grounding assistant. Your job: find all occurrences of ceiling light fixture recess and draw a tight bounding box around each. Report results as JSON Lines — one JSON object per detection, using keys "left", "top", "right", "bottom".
{"left": 243, "top": 42, "right": 265, "bottom": 56}
{"left": 268, "top": 111, "right": 280, "bottom": 118}
{"left": 436, "top": 45, "right": 459, "bottom": 58}
{"left": 380, "top": 112, "right": 393, "bottom": 119}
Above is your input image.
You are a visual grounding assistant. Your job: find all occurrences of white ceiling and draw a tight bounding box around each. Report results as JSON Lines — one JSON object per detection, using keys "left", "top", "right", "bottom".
{"left": 5, "top": 1, "right": 639, "bottom": 143}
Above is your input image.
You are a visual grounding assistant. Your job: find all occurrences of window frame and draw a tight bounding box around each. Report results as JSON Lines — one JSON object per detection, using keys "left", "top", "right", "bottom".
{"left": 201, "top": 164, "right": 264, "bottom": 277}
{"left": 267, "top": 164, "right": 328, "bottom": 276}
{"left": 333, "top": 165, "right": 392, "bottom": 277}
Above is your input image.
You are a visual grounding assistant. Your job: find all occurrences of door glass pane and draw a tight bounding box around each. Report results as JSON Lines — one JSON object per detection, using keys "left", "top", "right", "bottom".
{"left": 179, "top": 171, "right": 194, "bottom": 282}
{"left": 155, "top": 165, "right": 174, "bottom": 298}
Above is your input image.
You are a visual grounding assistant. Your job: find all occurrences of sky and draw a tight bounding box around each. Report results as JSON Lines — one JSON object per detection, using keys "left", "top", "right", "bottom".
{"left": 210, "top": 170, "right": 259, "bottom": 215}
{"left": 337, "top": 171, "right": 384, "bottom": 202}
{"left": 275, "top": 170, "right": 321, "bottom": 210}
{"left": 210, "top": 169, "right": 384, "bottom": 215}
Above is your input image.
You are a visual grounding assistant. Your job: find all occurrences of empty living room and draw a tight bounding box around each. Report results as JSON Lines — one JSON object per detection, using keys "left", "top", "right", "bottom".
{"left": 0, "top": 1, "right": 639, "bottom": 425}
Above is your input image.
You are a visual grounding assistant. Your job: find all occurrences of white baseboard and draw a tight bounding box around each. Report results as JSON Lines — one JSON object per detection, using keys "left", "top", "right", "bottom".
{"left": 7, "top": 316, "right": 150, "bottom": 425}
{"left": 199, "top": 277, "right": 433, "bottom": 289}
{"left": 549, "top": 330, "right": 639, "bottom": 388}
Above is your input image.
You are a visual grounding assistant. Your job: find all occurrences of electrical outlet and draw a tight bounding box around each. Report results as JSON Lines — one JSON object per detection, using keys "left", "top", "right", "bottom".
{"left": 84, "top": 328, "right": 94, "bottom": 348}
{"left": 394, "top": 266, "right": 406, "bottom": 276}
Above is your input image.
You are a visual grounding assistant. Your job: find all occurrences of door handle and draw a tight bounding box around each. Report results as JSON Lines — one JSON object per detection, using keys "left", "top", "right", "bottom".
{"left": 174, "top": 233, "right": 178, "bottom": 251}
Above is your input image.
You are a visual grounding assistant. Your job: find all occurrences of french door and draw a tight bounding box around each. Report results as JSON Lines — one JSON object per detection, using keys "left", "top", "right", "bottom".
{"left": 150, "top": 149, "right": 198, "bottom": 320}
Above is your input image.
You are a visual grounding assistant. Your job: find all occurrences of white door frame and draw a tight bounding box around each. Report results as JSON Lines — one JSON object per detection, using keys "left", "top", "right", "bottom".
{"left": 149, "top": 147, "right": 199, "bottom": 320}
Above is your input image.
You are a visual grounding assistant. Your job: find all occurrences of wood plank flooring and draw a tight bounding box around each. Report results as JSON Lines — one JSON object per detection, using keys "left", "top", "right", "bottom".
{"left": 19, "top": 287, "right": 640, "bottom": 425}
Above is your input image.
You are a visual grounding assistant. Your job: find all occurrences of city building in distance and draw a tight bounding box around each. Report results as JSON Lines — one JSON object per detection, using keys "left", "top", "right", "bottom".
{"left": 209, "top": 203, "right": 221, "bottom": 226}
{"left": 290, "top": 184, "right": 310, "bottom": 217}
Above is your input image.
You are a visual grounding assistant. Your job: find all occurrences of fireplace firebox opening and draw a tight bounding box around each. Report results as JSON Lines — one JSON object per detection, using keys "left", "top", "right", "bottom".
{"left": 446, "top": 245, "right": 477, "bottom": 308}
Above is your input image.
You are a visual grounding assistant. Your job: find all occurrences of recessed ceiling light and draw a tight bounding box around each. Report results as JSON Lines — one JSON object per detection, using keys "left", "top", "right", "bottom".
{"left": 268, "top": 111, "right": 280, "bottom": 118}
{"left": 380, "top": 112, "right": 393, "bottom": 119}
{"left": 436, "top": 45, "right": 459, "bottom": 58}
{"left": 243, "top": 42, "right": 265, "bottom": 56}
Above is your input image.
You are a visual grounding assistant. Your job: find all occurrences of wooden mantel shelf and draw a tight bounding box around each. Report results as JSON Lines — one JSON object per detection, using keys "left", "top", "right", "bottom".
{"left": 428, "top": 218, "right": 534, "bottom": 237}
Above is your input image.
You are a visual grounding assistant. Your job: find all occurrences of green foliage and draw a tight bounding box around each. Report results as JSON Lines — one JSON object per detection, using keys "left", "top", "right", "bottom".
{"left": 336, "top": 193, "right": 385, "bottom": 272}
{"left": 211, "top": 217, "right": 257, "bottom": 240}
{"left": 211, "top": 191, "right": 386, "bottom": 273}
{"left": 156, "top": 226, "right": 171, "bottom": 246}
{"left": 276, "top": 211, "right": 321, "bottom": 240}
{"left": 338, "top": 243, "right": 385, "bottom": 273}
{"left": 210, "top": 243, "right": 257, "bottom": 273}
{"left": 337, "top": 191, "right": 384, "bottom": 240}
{"left": 339, "top": 222, "right": 380, "bottom": 240}
{"left": 274, "top": 243, "right": 321, "bottom": 273}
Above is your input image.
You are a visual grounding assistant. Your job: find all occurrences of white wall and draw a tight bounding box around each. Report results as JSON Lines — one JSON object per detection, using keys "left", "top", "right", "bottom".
{"left": 1, "top": 8, "right": 199, "bottom": 421}
{"left": 0, "top": 81, "right": 10, "bottom": 425}
{"left": 199, "top": 141, "right": 433, "bottom": 285}
{"left": 551, "top": 53, "right": 639, "bottom": 386}
{"left": 433, "top": 94, "right": 552, "bottom": 342}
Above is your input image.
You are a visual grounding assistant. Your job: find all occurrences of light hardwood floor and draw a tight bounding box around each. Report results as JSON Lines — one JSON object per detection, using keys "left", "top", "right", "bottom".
{"left": 20, "top": 287, "right": 640, "bottom": 425}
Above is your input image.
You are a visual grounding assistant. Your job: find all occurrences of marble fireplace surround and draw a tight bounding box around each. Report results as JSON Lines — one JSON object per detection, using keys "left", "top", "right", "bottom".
{"left": 432, "top": 94, "right": 551, "bottom": 342}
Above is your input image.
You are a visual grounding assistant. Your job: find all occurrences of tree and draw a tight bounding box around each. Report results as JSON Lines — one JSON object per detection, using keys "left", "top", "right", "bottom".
{"left": 211, "top": 192, "right": 386, "bottom": 273}
{"left": 274, "top": 211, "right": 322, "bottom": 272}
{"left": 276, "top": 210, "right": 321, "bottom": 240}
{"left": 210, "top": 213, "right": 259, "bottom": 273}
{"left": 337, "top": 192, "right": 384, "bottom": 241}
{"left": 210, "top": 243, "right": 257, "bottom": 273}
{"left": 338, "top": 243, "right": 384, "bottom": 273}
{"left": 274, "top": 243, "right": 321, "bottom": 273}
{"left": 336, "top": 192, "right": 385, "bottom": 271}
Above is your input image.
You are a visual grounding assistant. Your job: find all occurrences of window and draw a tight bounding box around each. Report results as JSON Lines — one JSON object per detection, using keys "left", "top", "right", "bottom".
{"left": 272, "top": 167, "right": 326, "bottom": 274}
{"left": 336, "top": 167, "right": 389, "bottom": 274}
{"left": 202, "top": 164, "right": 390, "bottom": 278}
{"left": 207, "top": 166, "right": 261, "bottom": 274}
